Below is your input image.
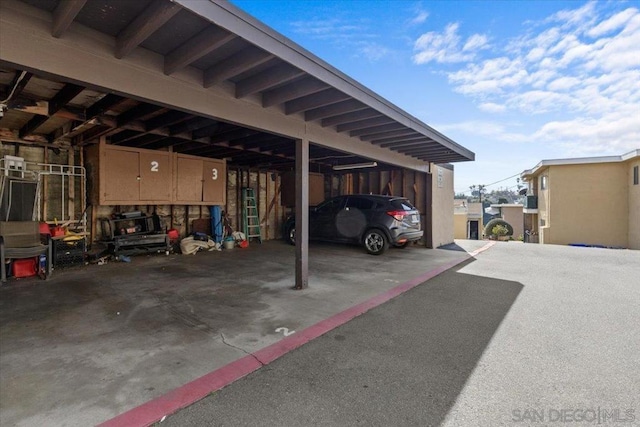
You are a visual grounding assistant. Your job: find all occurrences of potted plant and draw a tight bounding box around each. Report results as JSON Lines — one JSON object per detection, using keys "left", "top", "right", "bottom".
{"left": 492, "top": 224, "right": 510, "bottom": 241}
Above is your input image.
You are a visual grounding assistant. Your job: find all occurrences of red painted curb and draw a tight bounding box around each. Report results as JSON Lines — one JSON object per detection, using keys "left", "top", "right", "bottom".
{"left": 98, "top": 242, "right": 494, "bottom": 427}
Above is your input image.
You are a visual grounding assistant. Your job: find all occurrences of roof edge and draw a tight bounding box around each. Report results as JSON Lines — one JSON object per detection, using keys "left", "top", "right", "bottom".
{"left": 173, "top": 0, "right": 474, "bottom": 161}
{"left": 521, "top": 149, "right": 640, "bottom": 177}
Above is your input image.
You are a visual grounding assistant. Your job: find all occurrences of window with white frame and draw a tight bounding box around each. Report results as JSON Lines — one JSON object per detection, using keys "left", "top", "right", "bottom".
{"left": 634, "top": 165, "right": 639, "bottom": 186}
{"left": 540, "top": 175, "right": 548, "bottom": 190}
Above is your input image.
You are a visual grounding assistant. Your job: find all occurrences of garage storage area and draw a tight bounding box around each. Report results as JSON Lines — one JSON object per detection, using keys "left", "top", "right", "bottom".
{"left": 1, "top": 0, "right": 473, "bottom": 267}
{"left": 0, "top": 0, "right": 475, "bottom": 424}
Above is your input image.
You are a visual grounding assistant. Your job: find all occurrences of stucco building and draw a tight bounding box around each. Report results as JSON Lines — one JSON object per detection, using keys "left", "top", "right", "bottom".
{"left": 453, "top": 200, "right": 482, "bottom": 240}
{"left": 521, "top": 150, "right": 640, "bottom": 249}
{"left": 486, "top": 204, "right": 524, "bottom": 239}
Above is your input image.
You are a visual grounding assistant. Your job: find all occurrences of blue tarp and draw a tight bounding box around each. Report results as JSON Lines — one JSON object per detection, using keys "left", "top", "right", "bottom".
{"left": 210, "top": 206, "right": 223, "bottom": 243}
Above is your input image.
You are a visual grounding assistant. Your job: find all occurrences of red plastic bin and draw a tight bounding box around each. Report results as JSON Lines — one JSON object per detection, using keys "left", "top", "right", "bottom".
{"left": 12, "top": 258, "right": 37, "bottom": 278}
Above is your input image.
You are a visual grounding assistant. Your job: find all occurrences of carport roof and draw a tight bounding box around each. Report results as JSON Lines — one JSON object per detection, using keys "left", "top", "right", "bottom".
{"left": 1, "top": 0, "right": 474, "bottom": 170}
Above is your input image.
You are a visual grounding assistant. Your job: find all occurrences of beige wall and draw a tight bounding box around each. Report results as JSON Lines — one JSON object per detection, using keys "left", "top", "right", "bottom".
{"left": 546, "top": 163, "right": 629, "bottom": 247}
{"left": 500, "top": 206, "right": 524, "bottom": 238}
{"left": 431, "top": 165, "right": 454, "bottom": 247}
{"left": 454, "top": 214, "right": 467, "bottom": 239}
{"left": 536, "top": 167, "right": 551, "bottom": 243}
{"left": 628, "top": 159, "right": 640, "bottom": 249}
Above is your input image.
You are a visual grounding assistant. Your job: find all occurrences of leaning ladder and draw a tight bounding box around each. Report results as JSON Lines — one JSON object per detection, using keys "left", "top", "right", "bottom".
{"left": 242, "top": 187, "right": 262, "bottom": 243}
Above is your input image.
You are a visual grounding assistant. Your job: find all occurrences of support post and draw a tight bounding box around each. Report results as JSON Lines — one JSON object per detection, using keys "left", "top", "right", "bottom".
{"left": 295, "top": 138, "right": 309, "bottom": 290}
{"left": 425, "top": 172, "right": 433, "bottom": 248}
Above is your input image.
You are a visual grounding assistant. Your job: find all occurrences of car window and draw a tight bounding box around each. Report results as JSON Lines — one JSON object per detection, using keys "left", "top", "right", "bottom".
{"left": 316, "top": 198, "right": 343, "bottom": 214}
{"left": 345, "top": 197, "right": 374, "bottom": 210}
{"left": 391, "top": 199, "right": 416, "bottom": 211}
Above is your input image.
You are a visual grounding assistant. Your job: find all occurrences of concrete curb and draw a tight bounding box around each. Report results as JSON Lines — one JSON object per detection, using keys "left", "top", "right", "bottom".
{"left": 98, "top": 241, "right": 495, "bottom": 427}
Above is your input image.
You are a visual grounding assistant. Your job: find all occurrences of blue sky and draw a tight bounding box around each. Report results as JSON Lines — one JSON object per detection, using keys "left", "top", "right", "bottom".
{"left": 231, "top": 0, "right": 640, "bottom": 195}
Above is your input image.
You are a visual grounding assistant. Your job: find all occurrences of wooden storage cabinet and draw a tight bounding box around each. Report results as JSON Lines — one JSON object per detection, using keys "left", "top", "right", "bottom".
{"left": 87, "top": 142, "right": 225, "bottom": 206}
{"left": 93, "top": 143, "right": 173, "bottom": 205}
{"left": 174, "top": 154, "right": 226, "bottom": 205}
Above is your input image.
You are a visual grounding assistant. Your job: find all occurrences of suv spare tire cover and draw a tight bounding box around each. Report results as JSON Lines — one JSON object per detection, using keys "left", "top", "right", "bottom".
{"left": 336, "top": 208, "right": 366, "bottom": 238}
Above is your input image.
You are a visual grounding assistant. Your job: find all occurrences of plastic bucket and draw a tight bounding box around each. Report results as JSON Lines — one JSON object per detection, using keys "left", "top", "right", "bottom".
{"left": 223, "top": 240, "right": 235, "bottom": 249}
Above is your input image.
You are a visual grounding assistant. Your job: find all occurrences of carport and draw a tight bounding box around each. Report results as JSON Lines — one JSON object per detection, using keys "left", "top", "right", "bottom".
{"left": 0, "top": 0, "right": 473, "bottom": 290}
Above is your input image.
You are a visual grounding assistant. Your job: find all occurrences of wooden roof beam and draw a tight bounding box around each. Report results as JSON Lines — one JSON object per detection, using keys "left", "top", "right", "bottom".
{"left": 336, "top": 116, "right": 394, "bottom": 133}
{"left": 211, "top": 128, "right": 260, "bottom": 144}
{"left": 52, "top": 0, "right": 87, "bottom": 38}
{"left": 169, "top": 117, "right": 214, "bottom": 136}
{"left": 263, "top": 77, "right": 329, "bottom": 108}
{"left": 165, "top": 27, "right": 235, "bottom": 75}
{"left": 349, "top": 123, "right": 406, "bottom": 138}
{"left": 360, "top": 128, "right": 418, "bottom": 141}
{"left": 85, "top": 94, "right": 126, "bottom": 119}
{"left": 2, "top": 71, "right": 33, "bottom": 101}
{"left": 304, "top": 99, "right": 368, "bottom": 122}
{"left": 284, "top": 88, "right": 350, "bottom": 115}
{"left": 19, "top": 83, "right": 84, "bottom": 137}
{"left": 144, "top": 110, "right": 192, "bottom": 131}
{"left": 115, "top": 1, "right": 181, "bottom": 59}
{"left": 320, "top": 109, "right": 381, "bottom": 127}
{"left": 204, "top": 46, "right": 273, "bottom": 88}
{"left": 239, "top": 135, "right": 289, "bottom": 150}
{"left": 401, "top": 146, "right": 449, "bottom": 155}
{"left": 379, "top": 137, "right": 435, "bottom": 148}
{"left": 117, "top": 103, "right": 164, "bottom": 127}
{"left": 235, "top": 63, "right": 305, "bottom": 98}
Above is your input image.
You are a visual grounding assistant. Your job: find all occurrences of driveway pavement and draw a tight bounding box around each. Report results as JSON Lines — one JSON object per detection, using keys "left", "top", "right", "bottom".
{"left": 163, "top": 242, "right": 640, "bottom": 426}
{"left": 0, "top": 240, "right": 483, "bottom": 426}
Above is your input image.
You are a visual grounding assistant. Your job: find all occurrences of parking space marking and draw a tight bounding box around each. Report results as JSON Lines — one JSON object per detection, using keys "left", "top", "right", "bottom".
{"left": 275, "top": 327, "right": 296, "bottom": 336}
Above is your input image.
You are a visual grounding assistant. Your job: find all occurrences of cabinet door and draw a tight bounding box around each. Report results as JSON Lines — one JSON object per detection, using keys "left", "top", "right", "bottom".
{"left": 175, "top": 157, "right": 203, "bottom": 202}
{"left": 202, "top": 159, "right": 225, "bottom": 204}
{"left": 139, "top": 151, "right": 172, "bottom": 202}
{"left": 103, "top": 149, "right": 139, "bottom": 202}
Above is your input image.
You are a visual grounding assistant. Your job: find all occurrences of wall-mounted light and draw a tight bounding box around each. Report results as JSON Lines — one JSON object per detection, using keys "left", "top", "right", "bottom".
{"left": 332, "top": 161, "right": 377, "bottom": 171}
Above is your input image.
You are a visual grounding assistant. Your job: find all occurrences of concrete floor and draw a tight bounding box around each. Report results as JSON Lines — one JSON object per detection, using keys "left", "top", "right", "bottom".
{"left": 0, "top": 239, "right": 483, "bottom": 426}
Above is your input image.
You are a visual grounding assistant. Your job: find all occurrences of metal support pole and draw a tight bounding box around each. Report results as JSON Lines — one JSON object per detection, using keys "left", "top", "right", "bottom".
{"left": 295, "top": 138, "right": 309, "bottom": 290}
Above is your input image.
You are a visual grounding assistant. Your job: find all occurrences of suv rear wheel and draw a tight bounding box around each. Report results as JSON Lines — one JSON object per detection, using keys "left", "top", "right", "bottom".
{"left": 285, "top": 224, "right": 295, "bottom": 245}
{"left": 363, "top": 229, "right": 388, "bottom": 255}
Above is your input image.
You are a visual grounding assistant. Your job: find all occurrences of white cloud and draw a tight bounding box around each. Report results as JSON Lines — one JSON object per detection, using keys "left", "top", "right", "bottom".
{"left": 478, "top": 102, "right": 506, "bottom": 113}
{"left": 413, "top": 2, "right": 640, "bottom": 155}
{"left": 534, "top": 112, "right": 640, "bottom": 155}
{"left": 412, "top": 23, "right": 488, "bottom": 64}
{"left": 289, "top": 17, "right": 379, "bottom": 49}
{"left": 547, "top": 1, "right": 598, "bottom": 31}
{"left": 588, "top": 7, "right": 637, "bottom": 37}
{"left": 409, "top": 10, "right": 429, "bottom": 25}
{"left": 508, "top": 90, "right": 583, "bottom": 114}
{"left": 290, "top": 15, "right": 392, "bottom": 61}
{"left": 448, "top": 57, "right": 528, "bottom": 95}
{"left": 547, "top": 76, "right": 581, "bottom": 91}
{"left": 356, "top": 42, "right": 391, "bottom": 62}
{"left": 437, "top": 120, "right": 531, "bottom": 145}
{"left": 526, "top": 47, "right": 546, "bottom": 62}
{"left": 463, "top": 34, "right": 489, "bottom": 51}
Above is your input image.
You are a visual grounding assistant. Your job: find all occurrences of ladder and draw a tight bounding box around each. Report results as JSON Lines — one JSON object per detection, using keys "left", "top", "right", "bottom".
{"left": 242, "top": 187, "right": 262, "bottom": 243}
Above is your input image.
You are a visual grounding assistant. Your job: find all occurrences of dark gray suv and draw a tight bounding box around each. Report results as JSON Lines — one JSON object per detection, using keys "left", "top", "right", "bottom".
{"left": 283, "top": 194, "right": 423, "bottom": 255}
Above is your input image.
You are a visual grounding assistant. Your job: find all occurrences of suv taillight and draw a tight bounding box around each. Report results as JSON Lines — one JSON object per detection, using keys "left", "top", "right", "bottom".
{"left": 387, "top": 210, "right": 408, "bottom": 221}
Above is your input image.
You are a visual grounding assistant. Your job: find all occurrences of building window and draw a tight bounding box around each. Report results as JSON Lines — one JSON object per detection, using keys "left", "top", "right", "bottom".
{"left": 540, "top": 175, "right": 548, "bottom": 190}
{"left": 540, "top": 218, "right": 546, "bottom": 227}
{"left": 634, "top": 165, "right": 639, "bottom": 185}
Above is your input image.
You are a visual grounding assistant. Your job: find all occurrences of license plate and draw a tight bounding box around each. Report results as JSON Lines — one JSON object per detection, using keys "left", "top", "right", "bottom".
{"left": 411, "top": 214, "right": 419, "bottom": 223}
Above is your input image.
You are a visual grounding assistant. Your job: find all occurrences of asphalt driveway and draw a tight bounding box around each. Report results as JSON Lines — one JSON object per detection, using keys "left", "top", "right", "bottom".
{"left": 164, "top": 242, "right": 640, "bottom": 426}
